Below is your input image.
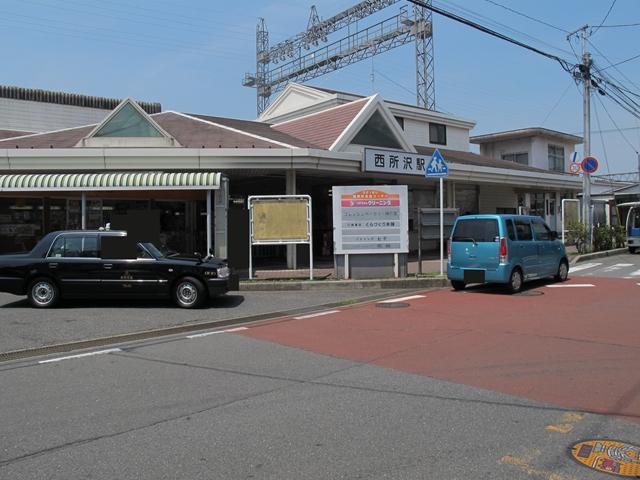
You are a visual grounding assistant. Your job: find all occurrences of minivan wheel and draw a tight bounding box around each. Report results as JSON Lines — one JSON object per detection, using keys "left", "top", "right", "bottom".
{"left": 451, "top": 280, "right": 466, "bottom": 291}
{"left": 507, "top": 268, "right": 523, "bottom": 294}
{"left": 630, "top": 246, "right": 637, "bottom": 254}
{"left": 27, "top": 277, "right": 59, "bottom": 308}
{"left": 555, "top": 260, "right": 569, "bottom": 282}
{"left": 173, "top": 277, "right": 206, "bottom": 309}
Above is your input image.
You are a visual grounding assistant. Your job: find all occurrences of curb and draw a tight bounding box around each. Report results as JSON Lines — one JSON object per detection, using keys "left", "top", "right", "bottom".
{"left": 571, "top": 247, "right": 628, "bottom": 265}
{"left": 240, "top": 277, "right": 450, "bottom": 291}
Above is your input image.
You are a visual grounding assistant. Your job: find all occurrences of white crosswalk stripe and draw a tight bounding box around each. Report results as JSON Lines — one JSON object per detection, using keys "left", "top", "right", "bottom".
{"left": 569, "top": 262, "right": 602, "bottom": 273}
{"left": 630, "top": 270, "right": 640, "bottom": 277}
{"left": 602, "top": 263, "right": 634, "bottom": 272}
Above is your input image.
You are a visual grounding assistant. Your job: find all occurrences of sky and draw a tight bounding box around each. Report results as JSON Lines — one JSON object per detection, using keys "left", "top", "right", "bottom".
{"left": 1, "top": 0, "right": 639, "bottom": 173}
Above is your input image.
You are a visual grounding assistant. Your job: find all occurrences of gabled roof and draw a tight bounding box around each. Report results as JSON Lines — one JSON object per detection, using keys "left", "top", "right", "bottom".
{"left": 78, "top": 98, "right": 176, "bottom": 147}
{"left": 470, "top": 127, "right": 583, "bottom": 144}
{"left": 0, "top": 129, "right": 35, "bottom": 140}
{"left": 271, "top": 98, "right": 370, "bottom": 150}
{"left": 271, "top": 95, "right": 414, "bottom": 152}
{"left": 414, "top": 145, "right": 559, "bottom": 174}
{"left": 0, "top": 111, "right": 320, "bottom": 149}
{"left": 188, "top": 113, "right": 321, "bottom": 148}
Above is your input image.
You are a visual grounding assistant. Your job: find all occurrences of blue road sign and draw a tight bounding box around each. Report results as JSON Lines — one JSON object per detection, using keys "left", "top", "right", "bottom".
{"left": 426, "top": 149, "right": 449, "bottom": 177}
{"left": 581, "top": 156, "right": 599, "bottom": 174}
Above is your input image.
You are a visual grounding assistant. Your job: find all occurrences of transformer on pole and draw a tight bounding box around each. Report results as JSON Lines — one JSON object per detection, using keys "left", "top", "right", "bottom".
{"left": 242, "top": 0, "right": 436, "bottom": 115}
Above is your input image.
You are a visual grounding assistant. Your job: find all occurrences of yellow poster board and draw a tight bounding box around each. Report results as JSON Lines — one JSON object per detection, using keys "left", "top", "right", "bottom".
{"left": 251, "top": 198, "right": 309, "bottom": 242}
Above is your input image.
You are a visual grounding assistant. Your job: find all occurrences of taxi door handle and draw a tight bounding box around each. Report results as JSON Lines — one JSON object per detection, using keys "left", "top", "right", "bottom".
{"left": 48, "top": 263, "right": 58, "bottom": 269}
{"left": 103, "top": 264, "right": 113, "bottom": 270}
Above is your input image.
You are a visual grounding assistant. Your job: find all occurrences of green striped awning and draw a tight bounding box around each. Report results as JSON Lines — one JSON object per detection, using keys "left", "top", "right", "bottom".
{"left": 0, "top": 171, "right": 222, "bottom": 191}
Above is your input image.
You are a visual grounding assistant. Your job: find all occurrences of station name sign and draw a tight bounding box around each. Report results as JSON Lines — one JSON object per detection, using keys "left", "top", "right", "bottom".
{"left": 364, "top": 147, "right": 432, "bottom": 176}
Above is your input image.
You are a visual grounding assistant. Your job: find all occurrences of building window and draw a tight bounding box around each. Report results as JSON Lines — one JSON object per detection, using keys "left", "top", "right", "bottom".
{"left": 395, "top": 116, "right": 404, "bottom": 130}
{"left": 501, "top": 152, "right": 528, "bottom": 165}
{"left": 429, "top": 123, "right": 447, "bottom": 145}
{"left": 548, "top": 145, "right": 564, "bottom": 172}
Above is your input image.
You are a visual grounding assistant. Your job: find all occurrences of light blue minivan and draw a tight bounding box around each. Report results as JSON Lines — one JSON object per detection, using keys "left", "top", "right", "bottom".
{"left": 447, "top": 215, "right": 568, "bottom": 293}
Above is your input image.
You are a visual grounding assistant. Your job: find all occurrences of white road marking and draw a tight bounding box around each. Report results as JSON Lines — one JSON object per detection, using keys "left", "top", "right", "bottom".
{"left": 568, "top": 262, "right": 602, "bottom": 273}
{"left": 378, "top": 295, "right": 426, "bottom": 303}
{"left": 186, "top": 327, "right": 248, "bottom": 339}
{"left": 630, "top": 270, "right": 640, "bottom": 277}
{"left": 293, "top": 310, "right": 340, "bottom": 320}
{"left": 546, "top": 284, "right": 595, "bottom": 288}
{"left": 39, "top": 348, "right": 122, "bottom": 364}
{"left": 602, "top": 263, "right": 635, "bottom": 272}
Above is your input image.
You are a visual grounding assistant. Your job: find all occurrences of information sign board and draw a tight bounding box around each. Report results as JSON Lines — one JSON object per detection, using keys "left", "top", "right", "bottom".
{"left": 332, "top": 185, "right": 408, "bottom": 254}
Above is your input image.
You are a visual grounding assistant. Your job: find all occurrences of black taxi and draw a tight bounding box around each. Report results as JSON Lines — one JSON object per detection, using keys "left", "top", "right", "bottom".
{"left": 0, "top": 230, "right": 238, "bottom": 308}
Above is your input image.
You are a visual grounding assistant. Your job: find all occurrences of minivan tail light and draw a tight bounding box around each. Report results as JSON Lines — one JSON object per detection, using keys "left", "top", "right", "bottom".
{"left": 499, "top": 237, "right": 508, "bottom": 263}
{"left": 447, "top": 239, "right": 451, "bottom": 261}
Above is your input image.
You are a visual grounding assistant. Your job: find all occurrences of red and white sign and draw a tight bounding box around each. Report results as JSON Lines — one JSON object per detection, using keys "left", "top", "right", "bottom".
{"left": 569, "top": 162, "right": 581, "bottom": 174}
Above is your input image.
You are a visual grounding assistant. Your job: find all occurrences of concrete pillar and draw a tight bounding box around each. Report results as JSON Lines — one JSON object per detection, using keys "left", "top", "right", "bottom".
{"left": 214, "top": 177, "right": 229, "bottom": 259}
{"left": 81, "top": 192, "right": 87, "bottom": 230}
{"left": 286, "top": 169, "right": 297, "bottom": 269}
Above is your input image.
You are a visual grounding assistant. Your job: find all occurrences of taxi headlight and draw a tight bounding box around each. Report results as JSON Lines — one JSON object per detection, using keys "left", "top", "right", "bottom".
{"left": 216, "top": 266, "right": 230, "bottom": 279}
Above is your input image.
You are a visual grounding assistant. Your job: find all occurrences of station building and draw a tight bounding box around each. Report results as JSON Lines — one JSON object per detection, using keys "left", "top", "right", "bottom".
{"left": 0, "top": 83, "right": 585, "bottom": 272}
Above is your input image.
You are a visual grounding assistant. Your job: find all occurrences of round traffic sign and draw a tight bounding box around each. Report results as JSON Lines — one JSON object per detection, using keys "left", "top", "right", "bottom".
{"left": 569, "top": 162, "right": 581, "bottom": 174}
{"left": 581, "top": 156, "right": 599, "bottom": 174}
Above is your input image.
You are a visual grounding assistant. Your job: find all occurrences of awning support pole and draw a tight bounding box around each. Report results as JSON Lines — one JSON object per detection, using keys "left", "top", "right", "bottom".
{"left": 206, "top": 190, "right": 212, "bottom": 255}
{"left": 81, "top": 192, "right": 87, "bottom": 230}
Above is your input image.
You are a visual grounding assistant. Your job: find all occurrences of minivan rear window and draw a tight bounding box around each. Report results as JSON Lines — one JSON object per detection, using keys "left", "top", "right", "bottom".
{"left": 451, "top": 219, "right": 499, "bottom": 242}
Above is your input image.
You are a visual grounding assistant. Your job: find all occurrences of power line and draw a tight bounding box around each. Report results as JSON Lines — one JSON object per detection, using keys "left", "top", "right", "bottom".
{"left": 436, "top": 0, "right": 575, "bottom": 59}
{"left": 600, "top": 52, "right": 640, "bottom": 70}
{"left": 594, "top": 92, "right": 639, "bottom": 154}
{"left": 596, "top": 22, "right": 640, "bottom": 28}
{"left": 540, "top": 81, "right": 574, "bottom": 125}
{"left": 480, "top": 0, "right": 568, "bottom": 33}
{"left": 591, "top": 0, "right": 617, "bottom": 35}
{"left": 587, "top": 39, "right": 640, "bottom": 91}
{"left": 408, "top": 0, "right": 574, "bottom": 72}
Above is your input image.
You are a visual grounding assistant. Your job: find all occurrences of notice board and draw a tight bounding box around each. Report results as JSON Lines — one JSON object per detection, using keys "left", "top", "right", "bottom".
{"left": 332, "top": 185, "right": 408, "bottom": 254}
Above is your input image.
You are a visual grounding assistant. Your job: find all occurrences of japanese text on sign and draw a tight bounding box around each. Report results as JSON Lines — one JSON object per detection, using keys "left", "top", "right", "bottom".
{"left": 364, "top": 148, "right": 429, "bottom": 176}
{"left": 332, "top": 185, "right": 409, "bottom": 254}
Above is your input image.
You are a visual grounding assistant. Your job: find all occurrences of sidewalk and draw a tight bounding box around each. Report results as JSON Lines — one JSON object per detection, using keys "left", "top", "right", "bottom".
{"left": 249, "top": 253, "right": 446, "bottom": 280}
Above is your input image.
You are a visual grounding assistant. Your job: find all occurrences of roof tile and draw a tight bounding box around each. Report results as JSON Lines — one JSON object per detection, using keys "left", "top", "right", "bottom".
{"left": 271, "top": 98, "right": 370, "bottom": 149}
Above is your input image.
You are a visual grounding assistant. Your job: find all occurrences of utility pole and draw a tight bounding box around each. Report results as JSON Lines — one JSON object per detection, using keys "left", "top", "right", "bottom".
{"left": 568, "top": 25, "right": 592, "bottom": 251}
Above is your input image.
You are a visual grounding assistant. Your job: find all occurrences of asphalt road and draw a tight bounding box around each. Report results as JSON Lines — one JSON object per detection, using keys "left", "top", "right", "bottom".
{"left": 0, "top": 289, "right": 408, "bottom": 354}
{"left": 1, "top": 275, "right": 638, "bottom": 479}
{"left": 570, "top": 252, "right": 640, "bottom": 278}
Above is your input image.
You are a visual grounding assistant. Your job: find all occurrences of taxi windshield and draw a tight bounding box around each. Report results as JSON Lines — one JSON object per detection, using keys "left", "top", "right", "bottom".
{"left": 138, "top": 242, "right": 166, "bottom": 259}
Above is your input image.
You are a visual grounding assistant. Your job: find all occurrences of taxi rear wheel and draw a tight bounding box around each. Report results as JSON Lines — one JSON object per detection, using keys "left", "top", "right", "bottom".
{"left": 173, "top": 277, "right": 206, "bottom": 309}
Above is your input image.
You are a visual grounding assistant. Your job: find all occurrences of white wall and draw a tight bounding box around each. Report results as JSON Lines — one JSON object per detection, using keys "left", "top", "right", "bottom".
{"left": 401, "top": 118, "right": 470, "bottom": 151}
{"left": 480, "top": 138, "right": 533, "bottom": 163}
{"left": 0, "top": 98, "right": 111, "bottom": 132}
{"left": 478, "top": 184, "right": 518, "bottom": 213}
{"left": 479, "top": 135, "right": 579, "bottom": 173}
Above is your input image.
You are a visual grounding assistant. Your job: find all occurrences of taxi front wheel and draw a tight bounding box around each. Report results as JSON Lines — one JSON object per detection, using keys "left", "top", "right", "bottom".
{"left": 173, "top": 277, "right": 206, "bottom": 309}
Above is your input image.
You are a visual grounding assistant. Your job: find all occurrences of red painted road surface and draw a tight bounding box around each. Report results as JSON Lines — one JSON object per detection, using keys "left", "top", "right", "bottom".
{"left": 242, "top": 277, "right": 640, "bottom": 421}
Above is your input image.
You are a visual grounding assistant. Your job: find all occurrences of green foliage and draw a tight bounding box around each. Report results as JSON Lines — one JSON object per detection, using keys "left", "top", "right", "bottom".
{"left": 613, "top": 225, "right": 626, "bottom": 248}
{"left": 566, "top": 221, "right": 588, "bottom": 253}
{"left": 593, "top": 224, "right": 613, "bottom": 252}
